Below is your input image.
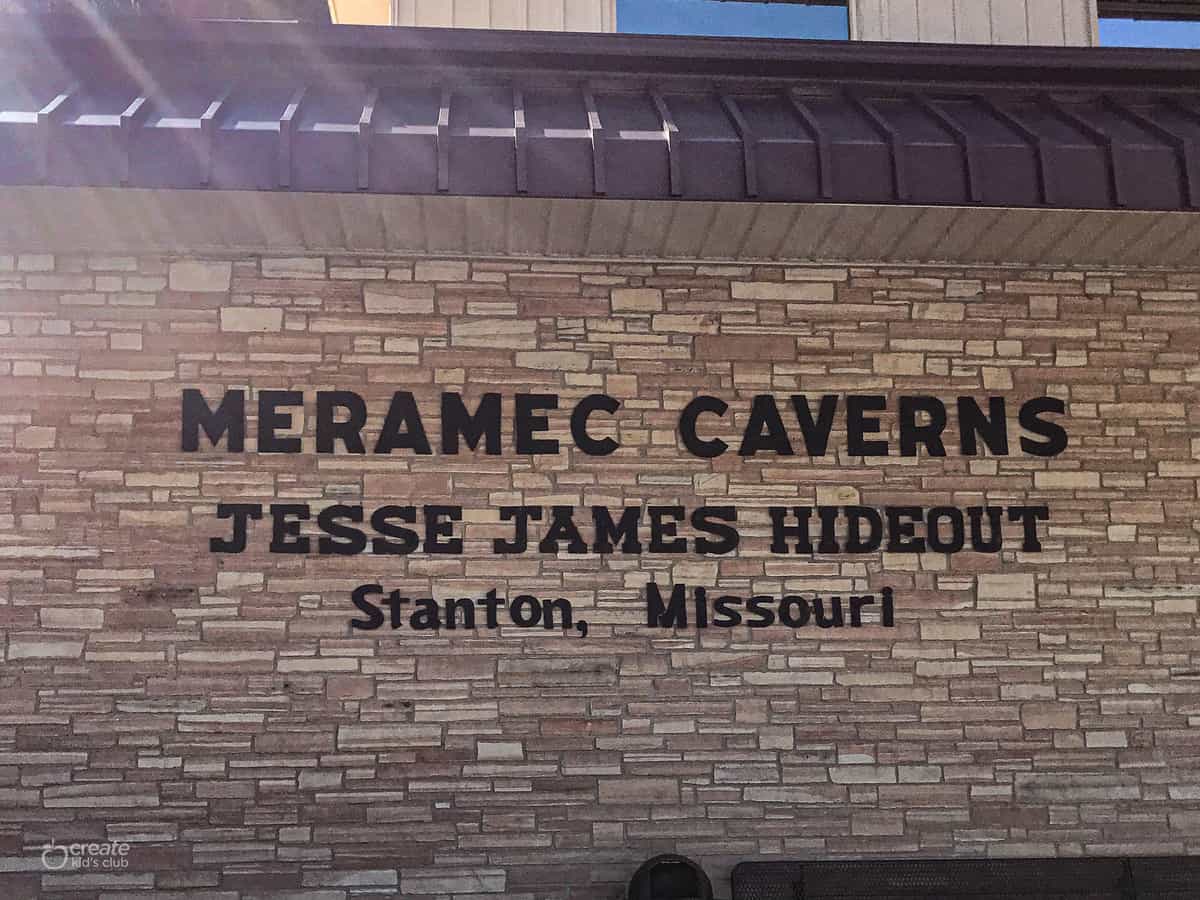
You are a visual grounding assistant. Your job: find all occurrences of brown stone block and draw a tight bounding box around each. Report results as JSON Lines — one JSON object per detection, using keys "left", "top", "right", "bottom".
{"left": 694, "top": 334, "right": 795, "bottom": 361}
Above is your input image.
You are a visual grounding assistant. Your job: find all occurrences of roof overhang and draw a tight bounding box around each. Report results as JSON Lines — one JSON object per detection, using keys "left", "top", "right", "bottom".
{"left": 4, "top": 187, "right": 1197, "bottom": 269}
{"left": 0, "top": 15, "right": 1198, "bottom": 266}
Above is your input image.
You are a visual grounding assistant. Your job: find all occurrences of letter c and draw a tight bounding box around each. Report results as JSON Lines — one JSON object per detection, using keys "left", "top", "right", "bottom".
{"left": 679, "top": 396, "right": 729, "bottom": 458}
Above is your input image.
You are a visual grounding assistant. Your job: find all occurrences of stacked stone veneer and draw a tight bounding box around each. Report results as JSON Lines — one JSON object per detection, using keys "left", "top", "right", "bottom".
{"left": 1, "top": 252, "right": 1199, "bottom": 899}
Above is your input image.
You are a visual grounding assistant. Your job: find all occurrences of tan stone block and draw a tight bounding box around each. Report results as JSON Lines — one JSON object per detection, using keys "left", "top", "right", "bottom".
{"left": 415, "top": 260, "right": 469, "bottom": 281}
{"left": 598, "top": 777, "right": 678, "bottom": 804}
{"left": 221, "top": 307, "right": 283, "bottom": 333}
{"left": 452, "top": 318, "right": 536, "bottom": 349}
{"left": 611, "top": 288, "right": 663, "bottom": 312}
{"left": 15, "top": 426, "right": 55, "bottom": 449}
{"left": 514, "top": 351, "right": 590, "bottom": 371}
{"left": 919, "top": 620, "right": 980, "bottom": 641}
{"left": 874, "top": 353, "right": 924, "bottom": 375}
{"left": 364, "top": 283, "right": 435, "bottom": 314}
{"left": 652, "top": 313, "right": 718, "bottom": 333}
{"left": 733, "top": 281, "right": 834, "bottom": 301}
{"left": 262, "top": 257, "right": 326, "bottom": 278}
{"left": 8, "top": 638, "right": 84, "bottom": 659}
{"left": 477, "top": 741, "right": 524, "bottom": 761}
{"left": 169, "top": 260, "right": 231, "bottom": 292}
{"left": 40, "top": 608, "right": 104, "bottom": 629}
{"left": 1034, "top": 470, "right": 1100, "bottom": 490}
{"left": 977, "top": 573, "right": 1037, "bottom": 601}
{"left": 1111, "top": 501, "right": 1166, "bottom": 524}
{"left": 118, "top": 510, "right": 189, "bottom": 528}
{"left": 1022, "top": 702, "right": 1077, "bottom": 730}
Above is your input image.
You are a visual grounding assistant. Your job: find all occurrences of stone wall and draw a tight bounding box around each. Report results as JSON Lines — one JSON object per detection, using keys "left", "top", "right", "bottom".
{"left": 2, "top": 251, "right": 1199, "bottom": 898}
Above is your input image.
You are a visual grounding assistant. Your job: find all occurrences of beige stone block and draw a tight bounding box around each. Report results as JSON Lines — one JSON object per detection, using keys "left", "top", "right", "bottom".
{"left": 262, "top": 257, "right": 326, "bottom": 278}
{"left": 652, "top": 314, "right": 718, "bottom": 333}
{"left": 452, "top": 319, "right": 536, "bottom": 349}
{"left": 8, "top": 638, "right": 84, "bottom": 659}
{"left": 169, "top": 260, "right": 231, "bottom": 292}
{"left": 978, "top": 573, "right": 1037, "bottom": 601}
{"left": 598, "top": 777, "right": 678, "bottom": 804}
{"left": 1035, "top": 470, "right": 1100, "bottom": 490}
{"left": 119, "top": 510, "right": 189, "bottom": 528}
{"left": 919, "top": 620, "right": 980, "bottom": 641}
{"left": 364, "top": 283, "right": 435, "bottom": 314}
{"left": 1111, "top": 501, "right": 1166, "bottom": 524}
{"left": 733, "top": 281, "right": 834, "bottom": 301}
{"left": 1022, "top": 702, "right": 1077, "bottom": 730}
{"left": 415, "top": 260, "right": 469, "bottom": 281}
{"left": 15, "top": 426, "right": 55, "bottom": 450}
{"left": 514, "top": 351, "right": 590, "bottom": 371}
{"left": 40, "top": 608, "right": 104, "bottom": 629}
{"left": 874, "top": 352, "right": 924, "bottom": 375}
{"left": 611, "top": 288, "right": 662, "bottom": 312}
{"left": 221, "top": 307, "right": 283, "bottom": 333}
{"left": 477, "top": 741, "right": 524, "bottom": 761}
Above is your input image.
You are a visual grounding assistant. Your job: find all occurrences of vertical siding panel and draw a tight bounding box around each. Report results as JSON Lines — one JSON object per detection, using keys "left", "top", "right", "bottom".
{"left": 415, "top": 0, "right": 453, "bottom": 26}
{"left": 393, "top": 0, "right": 416, "bottom": 26}
{"left": 953, "top": 0, "right": 992, "bottom": 43}
{"left": 494, "top": 0, "right": 531, "bottom": 29}
{"left": 990, "top": 0, "right": 1030, "bottom": 44}
{"left": 888, "top": 0, "right": 920, "bottom": 42}
{"left": 564, "top": 0, "right": 603, "bottom": 31}
{"left": 455, "top": 0, "right": 491, "bottom": 27}
{"left": 918, "top": 0, "right": 956, "bottom": 43}
{"left": 1063, "top": 0, "right": 1099, "bottom": 46}
{"left": 524, "top": 0, "right": 563, "bottom": 31}
{"left": 850, "top": 0, "right": 885, "bottom": 41}
{"left": 1026, "top": 0, "right": 1067, "bottom": 45}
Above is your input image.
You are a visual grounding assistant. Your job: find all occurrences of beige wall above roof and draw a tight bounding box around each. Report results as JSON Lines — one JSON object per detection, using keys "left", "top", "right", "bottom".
{"left": 850, "top": 0, "right": 1100, "bottom": 46}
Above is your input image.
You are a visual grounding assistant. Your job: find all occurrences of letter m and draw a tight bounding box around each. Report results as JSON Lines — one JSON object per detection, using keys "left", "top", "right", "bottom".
{"left": 646, "top": 583, "right": 687, "bottom": 628}
{"left": 182, "top": 389, "right": 245, "bottom": 452}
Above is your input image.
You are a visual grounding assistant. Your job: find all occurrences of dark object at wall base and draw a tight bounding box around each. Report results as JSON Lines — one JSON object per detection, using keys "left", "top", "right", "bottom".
{"left": 629, "top": 854, "right": 714, "bottom": 900}
{"left": 732, "top": 856, "right": 1200, "bottom": 899}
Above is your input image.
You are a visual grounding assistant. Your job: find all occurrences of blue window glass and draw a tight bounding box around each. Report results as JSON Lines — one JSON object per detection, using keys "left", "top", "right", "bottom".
{"left": 617, "top": 0, "right": 849, "bottom": 40}
{"left": 1100, "top": 18, "right": 1200, "bottom": 48}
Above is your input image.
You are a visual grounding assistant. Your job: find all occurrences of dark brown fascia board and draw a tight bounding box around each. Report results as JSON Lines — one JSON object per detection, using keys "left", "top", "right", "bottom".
{"left": 5, "top": 13, "right": 1200, "bottom": 90}
{"left": 1099, "top": 1, "right": 1200, "bottom": 21}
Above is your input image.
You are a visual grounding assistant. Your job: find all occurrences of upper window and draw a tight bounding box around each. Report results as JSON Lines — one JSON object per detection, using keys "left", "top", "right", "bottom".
{"left": 617, "top": 0, "right": 849, "bottom": 40}
{"left": 1099, "top": 0, "right": 1200, "bottom": 47}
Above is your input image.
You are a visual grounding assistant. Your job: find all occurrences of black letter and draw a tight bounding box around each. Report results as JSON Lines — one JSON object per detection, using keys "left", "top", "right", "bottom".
{"left": 515, "top": 394, "right": 559, "bottom": 455}
{"left": 592, "top": 506, "right": 642, "bottom": 554}
{"left": 885, "top": 507, "right": 925, "bottom": 553}
{"left": 316, "top": 391, "right": 366, "bottom": 454}
{"left": 318, "top": 504, "right": 367, "bottom": 555}
{"left": 370, "top": 506, "right": 419, "bottom": 555}
{"left": 791, "top": 395, "right": 838, "bottom": 457}
{"left": 182, "top": 389, "right": 245, "bottom": 452}
{"left": 692, "top": 507, "right": 739, "bottom": 555}
{"left": 899, "top": 396, "right": 947, "bottom": 457}
{"left": 648, "top": 506, "right": 687, "bottom": 553}
{"left": 646, "top": 582, "right": 687, "bottom": 628}
{"left": 1008, "top": 505, "right": 1050, "bottom": 552}
{"left": 210, "top": 503, "right": 262, "bottom": 553}
{"left": 958, "top": 396, "right": 1009, "bottom": 456}
{"left": 494, "top": 506, "right": 542, "bottom": 554}
{"left": 739, "top": 395, "right": 794, "bottom": 457}
{"left": 425, "top": 506, "right": 463, "bottom": 555}
{"left": 847, "top": 395, "right": 888, "bottom": 456}
{"left": 571, "top": 394, "right": 620, "bottom": 456}
{"left": 679, "top": 396, "right": 728, "bottom": 459}
{"left": 442, "top": 393, "right": 501, "bottom": 455}
{"left": 258, "top": 390, "right": 303, "bottom": 454}
{"left": 375, "top": 392, "right": 432, "bottom": 455}
{"left": 1020, "top": 397, "right": 1068, "bottom": 457}
{"left": 270, "top": 504, "right": 310, "bottom": 553}
{"left": 350, "top": 584, "right": 385, "bottom": 630}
